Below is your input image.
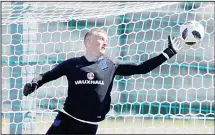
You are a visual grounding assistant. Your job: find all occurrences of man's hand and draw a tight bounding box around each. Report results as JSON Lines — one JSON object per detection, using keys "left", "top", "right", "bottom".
{"left": 163, "top": 35, "right": 183, "bottom": 59}
{"left": 168, "top": 35, "right": 183, "bottom": 53}
{"left": 23, "top": 75, "right": 42, "bottom": 96}
{"left": 23, "top": 83, "right": 37, "bottom": 96}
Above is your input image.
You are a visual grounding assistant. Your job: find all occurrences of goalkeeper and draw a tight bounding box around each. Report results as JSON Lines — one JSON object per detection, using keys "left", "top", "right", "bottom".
{"left": 23, "top": 29, "right": 182, "bottom": 134}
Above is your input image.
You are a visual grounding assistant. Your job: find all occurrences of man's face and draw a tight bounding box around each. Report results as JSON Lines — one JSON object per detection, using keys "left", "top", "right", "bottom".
{"left": 86, "top": 31, "right": 108, "bottom": 57}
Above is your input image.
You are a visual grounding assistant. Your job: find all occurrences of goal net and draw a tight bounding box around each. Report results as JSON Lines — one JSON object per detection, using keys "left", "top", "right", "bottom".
{"left": 2, "top": 2, "right": 214, "bottom": 134}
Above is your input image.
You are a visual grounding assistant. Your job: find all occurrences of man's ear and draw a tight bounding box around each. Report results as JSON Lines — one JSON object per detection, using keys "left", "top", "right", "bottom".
{"left": 85, "top": 36, "right": 92, "bottom": 48}
{"left": 86, "top": 36, "right": 92, "bottom": 44}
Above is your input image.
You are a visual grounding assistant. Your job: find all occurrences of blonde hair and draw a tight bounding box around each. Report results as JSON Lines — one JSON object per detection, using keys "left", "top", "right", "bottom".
{"left": 84, "top": 29, "right": 107, "bottom": 44}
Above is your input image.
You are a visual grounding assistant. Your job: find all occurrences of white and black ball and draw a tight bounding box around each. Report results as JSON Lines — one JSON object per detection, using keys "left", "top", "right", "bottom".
{"left": 180, "top": 21, "right": 205, "bottom": 46}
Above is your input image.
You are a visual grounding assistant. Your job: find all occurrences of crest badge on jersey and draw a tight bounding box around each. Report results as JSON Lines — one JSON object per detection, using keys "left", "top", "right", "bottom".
{"left": 87, "top": 72, "right": 94, "bottom": 80}
{"left": 97, "top": 59, "right": 107, "bottom": 70}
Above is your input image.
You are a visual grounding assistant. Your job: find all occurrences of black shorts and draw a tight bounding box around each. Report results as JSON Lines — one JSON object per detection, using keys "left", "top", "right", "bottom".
{"left": 46, "top": 111, "right": 98, "bottom": 134}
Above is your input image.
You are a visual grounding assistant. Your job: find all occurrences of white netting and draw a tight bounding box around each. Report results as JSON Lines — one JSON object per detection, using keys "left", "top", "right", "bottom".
{"left": 2, "top": 2, "right": 180, "bottom": 23}
{"left": 2, "top": 1, "right": 214, "bottom": 134}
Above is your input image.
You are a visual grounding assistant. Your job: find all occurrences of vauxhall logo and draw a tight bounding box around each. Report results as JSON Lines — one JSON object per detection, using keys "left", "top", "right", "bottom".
{"left": 75, "top": 72, "right": 104, "bottom": 85}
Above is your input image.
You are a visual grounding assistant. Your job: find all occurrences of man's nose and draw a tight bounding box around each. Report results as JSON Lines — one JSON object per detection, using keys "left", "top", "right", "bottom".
{"left": 103, "top": 41, "right": 108, "bottom": 46}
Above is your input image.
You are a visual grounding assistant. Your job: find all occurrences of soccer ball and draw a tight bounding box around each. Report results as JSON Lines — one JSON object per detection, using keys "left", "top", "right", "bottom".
{"left": 180, "top": 21, "right": 205, "bottom": 46}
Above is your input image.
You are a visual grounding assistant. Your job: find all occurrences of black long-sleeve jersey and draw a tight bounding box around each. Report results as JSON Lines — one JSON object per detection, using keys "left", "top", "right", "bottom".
{"left": 36, "top": 53, "right": 169, "bottom": 122}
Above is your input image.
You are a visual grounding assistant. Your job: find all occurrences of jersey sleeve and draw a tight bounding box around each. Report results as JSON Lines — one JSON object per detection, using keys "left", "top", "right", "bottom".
{"left": 114, "top": 53, "right": 168, "bottom": 76}
{"left": 37, "top": 60, "right": 68, "bottom": 88}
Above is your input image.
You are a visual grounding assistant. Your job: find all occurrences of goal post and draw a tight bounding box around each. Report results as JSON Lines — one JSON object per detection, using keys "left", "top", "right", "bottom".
{"left": 2, "top": 2, "right": 214, "bottom": 134}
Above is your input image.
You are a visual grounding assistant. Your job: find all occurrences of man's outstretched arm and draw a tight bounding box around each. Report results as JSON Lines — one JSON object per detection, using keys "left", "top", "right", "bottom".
{"left": 115, "top": 35, "right": 183, "bottom": 76}
{"left": 23, "top": 60, "right": 67, "bottom": 96}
